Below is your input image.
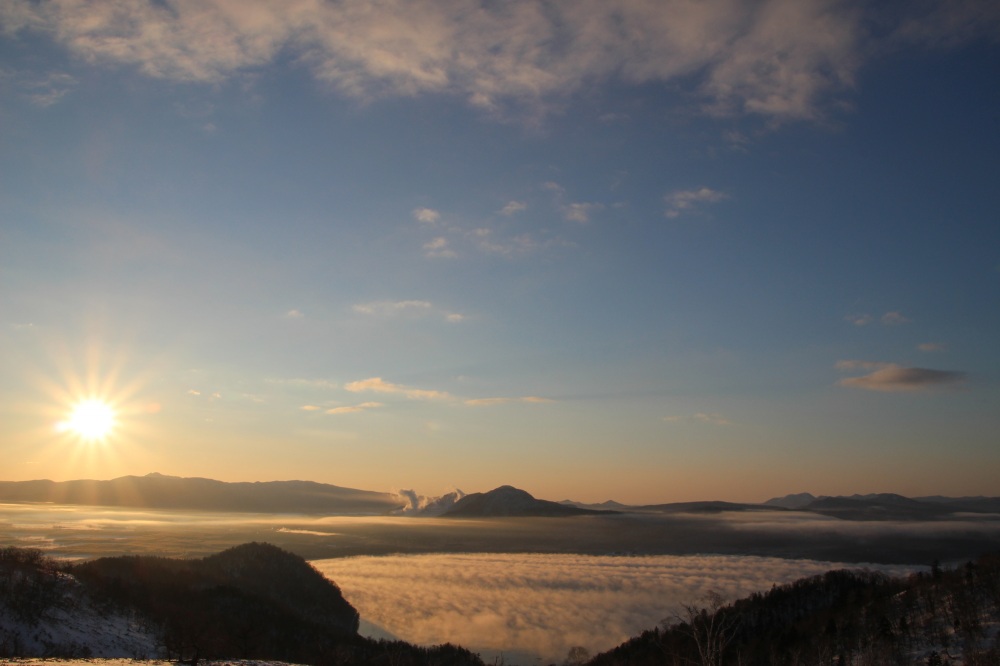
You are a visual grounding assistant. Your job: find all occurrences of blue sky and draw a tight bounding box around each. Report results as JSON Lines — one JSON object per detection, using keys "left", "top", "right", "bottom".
{"left": 1, "top": 0, "right": 998, "bottom": 503}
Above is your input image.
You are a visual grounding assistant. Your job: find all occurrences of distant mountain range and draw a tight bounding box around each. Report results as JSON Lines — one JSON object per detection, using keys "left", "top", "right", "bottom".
{"left": 0, "top": 473, "right": 997, "bottom": 520}
{"left": 0, "top": 472, "right": 403, "bottom": 515}
{"left": 763, "top": 492, "right": 1000, "bottom": 519}
{"left": 563, "top": 492, "right": 1000, "bottom": 520}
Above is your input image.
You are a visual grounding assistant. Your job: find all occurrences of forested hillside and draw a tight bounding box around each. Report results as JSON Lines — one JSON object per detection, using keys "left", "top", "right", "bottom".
{"left": 589, "top": 554, "right": 1000, "bottom": 666}
{"left": 1, "top": 543, "right": 483, "bottom": 665}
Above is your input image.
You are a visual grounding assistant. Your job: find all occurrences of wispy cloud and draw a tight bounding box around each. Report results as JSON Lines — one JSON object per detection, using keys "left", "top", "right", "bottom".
{"left": 4, "top": 2, "right": 993, "bottom": 122}
{"left": 20, "top": 71, "right": 77, "bottom": 107}
{"left": 917, "top": 342, "right": 947, "bottom": 353}
{"left": 268, "top": 378, "right": 340, "bottom": 390}
{"left": 464, "top": 396, "right": 553, "bottom": 407}
{"left": 880, "top": 311, "right": 911, "bottom": 325}
{"left": 344, "top": 377, "right": 450, "bottom": 401}
{"left": 845, "top": 311, "right": 911, "bottom": 326}
{"left": 412, "top": 207, "right": 441, "bottom": 224}
{"left": 284, "top": 309, "right": 304, "bottom": 319}
{"left": 663, "top": 412, "right": 731, "bottom": 426}
{"left": 353, "top": 300, "right": 463, "bottom": 323}
{"left": 499, "top": 201, "right": 527, "bottom": 216}
{"left": 562, "top": 202, "right": 602, "bottom": 223}
{"left": 470, "top": 228, "right": 545, "bottom": 258}
{"left": 423, "top": 236, "right": 457, "bottom": 259}
{"left": 353, "top": 300, "right": 433, "bottom": 316}
{"left": 834, "top": 360, "right": 889, "bottom": 371}
{"left": 664, "top": 187, "right": 728, "bottom": 218}
{"left": 836, "top": 362, "right": 966, "bottom": 392}
{"left": 325, "top": 401, "right": 383, "bottom": 415}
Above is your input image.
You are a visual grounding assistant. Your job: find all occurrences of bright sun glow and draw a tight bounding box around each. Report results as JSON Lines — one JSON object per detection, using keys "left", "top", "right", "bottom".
{"left": 64, "top": 400, "right": 116, "bottom": 440}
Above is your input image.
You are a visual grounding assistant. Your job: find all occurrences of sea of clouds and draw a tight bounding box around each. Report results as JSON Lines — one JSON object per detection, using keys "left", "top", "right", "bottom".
{"left": 314, "top": 552, "right": 917, "bottom": 664}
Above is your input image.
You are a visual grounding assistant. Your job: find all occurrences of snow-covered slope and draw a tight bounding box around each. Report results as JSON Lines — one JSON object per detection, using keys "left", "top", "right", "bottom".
{"left": 0, "top": 571, "right": 159, "bottom": 658}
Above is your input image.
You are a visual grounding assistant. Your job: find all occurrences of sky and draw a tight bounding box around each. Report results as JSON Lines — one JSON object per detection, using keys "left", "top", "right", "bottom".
{"left": 1, "top": 0, "right": 998, "bottom": 504}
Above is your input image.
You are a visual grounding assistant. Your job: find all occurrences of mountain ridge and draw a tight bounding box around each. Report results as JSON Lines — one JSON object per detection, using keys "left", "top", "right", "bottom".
{"left": 1, "top": 473, "right": 997, "bottom": 519}
{"left": 443, "top": 485, "right": 616, "bottom": 518}
{"left": 0, "top": 473, "right": 403, "bottom": 515}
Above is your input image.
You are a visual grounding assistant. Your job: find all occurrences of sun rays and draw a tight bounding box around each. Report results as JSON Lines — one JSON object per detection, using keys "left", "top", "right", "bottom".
{"left": 13, "top": 331, "right": 166, "bottom": 479}
{"left": 58, "top": 399, "right": 117, "bottom": 442}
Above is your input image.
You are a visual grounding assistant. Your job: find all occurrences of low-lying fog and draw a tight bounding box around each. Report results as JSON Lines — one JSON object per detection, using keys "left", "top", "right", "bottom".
{"left": 315, "top": 553, "right": 917, "bottom": 664}
{"left": 4, "top": 502, "right": 999, "bottom": 564}
{"left": 4, "top": 503, "right": 997, "bottom": 662}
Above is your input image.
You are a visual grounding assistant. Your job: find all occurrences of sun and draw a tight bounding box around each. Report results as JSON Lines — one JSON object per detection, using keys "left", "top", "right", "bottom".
{"left": 63, "top": 400, "right": 117, "bottom": 441}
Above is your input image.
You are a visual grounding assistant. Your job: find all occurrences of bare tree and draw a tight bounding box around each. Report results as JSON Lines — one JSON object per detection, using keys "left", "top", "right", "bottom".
{"left": 565, "top": 645, "right": 590, "bottom": 665}
{"left": 664, "top": 591, "right": 739, "bottom": 666}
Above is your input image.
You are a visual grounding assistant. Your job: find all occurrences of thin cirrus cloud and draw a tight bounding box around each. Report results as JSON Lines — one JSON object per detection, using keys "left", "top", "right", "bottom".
{"left": 499, "top": 201, "right": 527, "bottom": 216}
{"left": 663, "top": 412, "right": 731, "bottom": 426}
{"left": 353, "top": 300, "right": 433, "bottom": 315}
{"left": 422, "top": 237, "right": 457, "bottom": 259}
{"left": 664, "top": 187, "right": 728, "bottom": 218}
{"left": 845, "top": 313, "right": 874, "bottom": 326}
{"left": 844, "top": 311, "right": 910, "bottom": 326}
{"left": 325, "top": 401, "right": 383, "bottom": 415}
{"left": 344, "top": 377, "right": 451, "bottom": 401}
{"left": 880, "top": 311, "right": 911, "bottom": 325}
{"left": 464, "top": 396, "right": 553, "bottom": 407}
{"left": 835, "top": 361, "right": 966, "bottom": 392}
{"left": 342, "top": 378, "right": 552, "bottom": 407}
{"left": 18, "top": 71, "right": 78, "bottom": 107}
{"left": 918, "top": 342, "right": 948, "bottom": 352}
{"left": 352, "top": 299, "right": 463, "bottom": 322}
{"left": 8, "top": 2, "right": 992, "bottom": 122}
{"left": 562, "top": 202, "right": 602, "bottom": 223}
{"left": 412, "top": 208, "right": 441, "bottom": 224}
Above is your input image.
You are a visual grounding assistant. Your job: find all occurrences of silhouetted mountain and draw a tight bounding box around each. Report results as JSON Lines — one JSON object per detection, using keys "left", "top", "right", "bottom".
{"left": 763, "top": 492, "right": 1000, "bottom": 520}
{"left": 443, "top": 486, "right": 614, "bottom": 517}
{"left": 561, "top": 499, "right": 632, "bottom": 511}
{"left": 2, "top": 543, "right": 484, "bottom": 665}
{"left": 634, "top": 500, "right": 779, "bottom": 513}
{"left": 803, "top": 494, "right": 958, "bottom": 520}
{"left": 0, "top": 473, "right": 402, "bottom": 515}
{"left": 763, "top": 492, "right": 818, "bottom": 509}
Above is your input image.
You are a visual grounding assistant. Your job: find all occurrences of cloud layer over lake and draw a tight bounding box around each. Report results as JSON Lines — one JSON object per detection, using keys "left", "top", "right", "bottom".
{"left": 314, "top": 553, "right": 915, "bottom": 662}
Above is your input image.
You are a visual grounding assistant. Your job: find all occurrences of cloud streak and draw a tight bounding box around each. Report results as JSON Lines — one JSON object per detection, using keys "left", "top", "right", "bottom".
{"left": 325, "top": 401, "right": 383, "bottom": 415}
{"left": 5, "top": 1, "right": 990, "bottom": 122}
{"left": 464, "top": 396, "right": 552, "bottom": 407}
{"left": 344, "top": 377, "right": 450, "bottom": 400}
{"left": 663, "top": 412, "right": 731, "bottom": 426}
{"left": 665, "top": 187, "right": 728, "bottom": 218}
{"left": 353, "top": 300, "right": 463, "bottom": 322}
{"left": 836, "top": 362, "right": 966, "bottom": 392}
{"left": 412, "top": 208, "right": 441, "bottom": 224}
